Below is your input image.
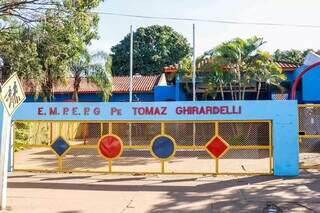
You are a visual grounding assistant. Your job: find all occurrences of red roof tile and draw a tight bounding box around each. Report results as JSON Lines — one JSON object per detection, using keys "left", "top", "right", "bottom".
{"left": 274, "top": 61, "right": 300, "bottom": 71}
{"left": 112, "top": 75, "right": 160, "bottom": 93}
{"left": 22, "top": 75, "right": 160, "bottom": 94}
{"left": 163, "top": 65, "right": 179, "bottom": 73}
{"left": 196, "top": 60, "right": 299, "bottom": 72}
{"left": 162, "top": 60, "right": 299, "bottom": 74}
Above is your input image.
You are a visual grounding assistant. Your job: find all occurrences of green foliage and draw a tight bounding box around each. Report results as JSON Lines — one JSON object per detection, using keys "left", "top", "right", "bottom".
{"left": 0, "top": 26, "right": 42, "bottom": 82}
{"left": 248, "top": 51, "right": 286, "bottom": 99}
{"left": 248, "top": 51, "right": 285, "bottom": 84}
{"left": 0, "top": 0, "right": 104, "bottom": 101}
{"left": 207, "top": 65, "right": 236, "bottom": 99}
{"left": 89, "top": 54, "right": 113, "bottom": 102}
{"left": 111, "top": 25, "right": 191, "bottom": 76}
{"left": 14, "top": 122, "right": 31, "bottom": 152}
{"left": 0, "top": 1, "right": 52, "bottom": 26}
{"left": 206, "top": 36, "right": 285, "bottom": 100}
{"left": 70, "top": 51, "right": 112, "bottom": 102}
{"left": 35, "top": 1, "right": 102, "bottom": 101}
{"left": 177, "top": 57, "right": 192, "bottom": 78}
{"left": 272, "top": 49, "right": 319, "bottom": 64}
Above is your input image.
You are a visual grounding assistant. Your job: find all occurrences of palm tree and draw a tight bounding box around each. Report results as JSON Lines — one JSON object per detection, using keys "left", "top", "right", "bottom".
{"left": 177, "top": 57, "right": 194, "bottom": 97}
{"left": 89, "top": 55, "right": 112, "bottom": 101}
{"left": 207, "top": 37, "right": 286, "bottom": 142}
{"left": 209, "top": 36, "right": 284, "bottom": 100}
{"left": 247, "top": 51, "right": 286, "bottom": 100}
{"left": 70, "top": 51, "right": 112, "bottom": 102}
{"left": 208, "top": 64, "right": 237, "bottom": 100}
{"left": 70, "top": 52, "right": 91, "bottom": 102}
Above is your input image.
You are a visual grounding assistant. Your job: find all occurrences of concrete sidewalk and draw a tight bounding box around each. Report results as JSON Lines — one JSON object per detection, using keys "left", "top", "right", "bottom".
{"left": 2, "top": 170, "right": 320, "bottom": 213}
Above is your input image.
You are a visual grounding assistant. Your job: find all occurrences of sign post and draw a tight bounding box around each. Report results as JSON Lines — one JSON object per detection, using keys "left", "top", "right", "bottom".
{"left": 0, "top": 73, "right": 25, "bottom": 210}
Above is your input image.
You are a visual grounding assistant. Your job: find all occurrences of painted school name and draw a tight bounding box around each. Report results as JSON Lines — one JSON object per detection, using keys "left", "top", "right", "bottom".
{"left": 37, "top": 105, "right": 242, "bottom": 116}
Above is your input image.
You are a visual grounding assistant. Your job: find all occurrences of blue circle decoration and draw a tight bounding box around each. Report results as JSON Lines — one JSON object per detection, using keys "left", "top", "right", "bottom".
{"left": 151, "top": 136, "right": 175, "bottom": 159}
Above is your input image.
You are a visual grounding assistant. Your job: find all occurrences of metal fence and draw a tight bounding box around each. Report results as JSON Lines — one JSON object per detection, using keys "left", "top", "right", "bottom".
{"left": 13, "top": 120, "right": 272, "bottom": 175}
{"left": 299, "top": 105, "right": 320, "bottom": 169}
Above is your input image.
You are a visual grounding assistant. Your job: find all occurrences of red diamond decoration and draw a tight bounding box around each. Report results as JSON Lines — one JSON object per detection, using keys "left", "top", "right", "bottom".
{"left": 205, "top": 136, "right": 229, "bottom": 158}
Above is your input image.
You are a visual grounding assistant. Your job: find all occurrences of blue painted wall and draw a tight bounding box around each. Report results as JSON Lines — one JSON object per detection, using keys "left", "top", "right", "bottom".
{"left": 175, "top": 83, "right": 187, "bottom": 101}
{"left": 174, "top": 75, "right": 187, "bottom": 101}
{"left": 287, "top": 65, "right": 320, "bottom": 103}
{"left": 285, "top": 71, "right": 296, "bottom": 82}
{"left": 154, "top": 86, "right": 176, "bottom": 101}
{"left": 26, "top": 93, "right": 102, "bottom": 102}
{"left": 154, "top": 83, "right": 187, "bottom": 101}
{"left": 79, "top": 94, "right": 103, "bottom": 102}
{"left": 109, "top": 93, "right": 154, "bottom": 102}
{"left": 154, "top": 74, "right": 187, "bottom": 102}
{"left": 301, "top": 66, "right": 320, "bottom": 103}
{"left": 26, "top": 92, "right": 154, "bottom": 102}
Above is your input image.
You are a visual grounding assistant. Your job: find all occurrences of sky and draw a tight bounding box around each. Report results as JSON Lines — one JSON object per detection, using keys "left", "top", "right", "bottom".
{"left": 89, "top": 0, "right": 320, "bottom": 56}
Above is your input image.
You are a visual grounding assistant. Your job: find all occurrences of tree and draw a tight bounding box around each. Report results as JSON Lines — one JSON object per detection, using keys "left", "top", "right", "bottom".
{"left": 111, "top": 25, "right": 191, "bottom": 76}
{"left": 89, "top": 55, "right": 112, "bottom": 102}
{"left": 248, "top": 51, "right": 285, "bottom": 99}
{"left": 0, "top": 0, "right": 104, "bottom": 101}
{"left": 272, "top": 49, "right": 319, "bottom": 64}
{"left": 71, "top": 51, "right": 112, "bottom": 102}
{"left": 0, "top": 25, "right": 42, "bottom": 82}
{"left": 0, "top": 0, "right": 53, "bottom": 28}
{"left": 207, "top": 66, "right": 236, "bottom": 100}
{"left": 208, "top": 36, "right": 285, "bottom": 100}
{"left": 37, "top": 1, "right": 103, "bottom": 101}
{"left": 70, "top": 51, "right": 91, "bottom": 102}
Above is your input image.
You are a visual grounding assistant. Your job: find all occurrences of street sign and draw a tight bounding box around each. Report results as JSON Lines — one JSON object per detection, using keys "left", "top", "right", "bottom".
{"left": 0, "top": 72, "right": 25, "bottom": 209}
{"left": 0, "top": 73, "right": 25, "bottom": 116}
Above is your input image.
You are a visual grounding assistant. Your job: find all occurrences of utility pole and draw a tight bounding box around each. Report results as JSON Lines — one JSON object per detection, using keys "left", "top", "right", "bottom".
{"left": 192, "top": 23, "right": 196, "bottom": 101}
{"left": 129, "top": 25, "right": 133, "bottom": 102}
{"left": 192, "top": 24, "right": 196, "bottom": 146}
{"left": 129, "top": 25, "right": 133, "bottom": 146}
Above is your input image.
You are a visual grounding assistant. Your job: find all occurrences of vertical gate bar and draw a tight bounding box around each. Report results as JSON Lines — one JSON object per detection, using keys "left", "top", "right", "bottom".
{"left": 215, "top": 159, "right": 219, "bottom": 174}
{"left": 67, "top": 122, "right": 70, "bottom": 139}
{"left": 50, "top": 122, "right": 53, "bottom": 144}
{"left": 215, "top": 122, "right": 219, "bottom": 174}
{"left": 108, "top": 160, "right": 112, "bottom": 173}
{"left": 83, "top": 123, "right": 88, "bottom": 145}
{"left": 192, "top": 123, "right": 196, "bottom": 146}
{"left": 108, "top": 122, "right": 112, "bottom": 134}
{"left": 268, "top": 121, "right": 273, "bottom": 174}
{"left": 108, "top": 124, "right": 112, "bottom": 173}
{"left": 129, "top": 123, "right": 132, "bottom": 146}
{"left": 100, "top": 122, "right": 103, "bottom": 137}
{"left": 59, "top": 122, "right": 62, "bottom": 136}
{"left": 61, "top": 157, "right": 64, "bottom": 172}
{"left": 58, "top": 157, "right": 62, "bottom": 172}
{"left": 214, "top": 122, "right": 218, "bottom": 136}
{"left": 161, "top": 161, "right": 165, "bottom": 174}
{"left": 161, "top": 123, "right": 165, "bottom": 135}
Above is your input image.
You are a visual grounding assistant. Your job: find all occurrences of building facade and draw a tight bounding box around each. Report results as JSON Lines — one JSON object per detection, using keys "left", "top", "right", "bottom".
{"left": 21, "top": 58, "right": 320, "bottom": 104}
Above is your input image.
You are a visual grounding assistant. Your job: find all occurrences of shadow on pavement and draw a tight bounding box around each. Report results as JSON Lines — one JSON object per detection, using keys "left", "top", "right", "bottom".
{"left": 40, "top": 176, "right": 91, "bottom": 181}
{"left": 8, "top": 175, "right": 34, "bottom": 179}
{"left": 97, "top": 177, "right": 146, "bottom": 182}
{"left": 8, "top": 170, "right": 320, "bottom": 213}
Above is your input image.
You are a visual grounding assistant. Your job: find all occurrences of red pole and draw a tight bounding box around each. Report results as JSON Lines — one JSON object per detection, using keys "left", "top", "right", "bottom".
{"left": 290, "top": 61, "right": 320, "bottom": 100}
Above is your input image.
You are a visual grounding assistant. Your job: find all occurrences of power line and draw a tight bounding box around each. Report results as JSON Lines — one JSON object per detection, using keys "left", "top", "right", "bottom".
{"left": 91, "top": 11, "right": 320, "bottom": 29}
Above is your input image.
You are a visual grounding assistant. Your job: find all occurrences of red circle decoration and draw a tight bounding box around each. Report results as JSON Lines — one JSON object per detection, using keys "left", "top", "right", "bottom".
{"left": 98, "top": 135, "right": 123, "bottom": 160}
